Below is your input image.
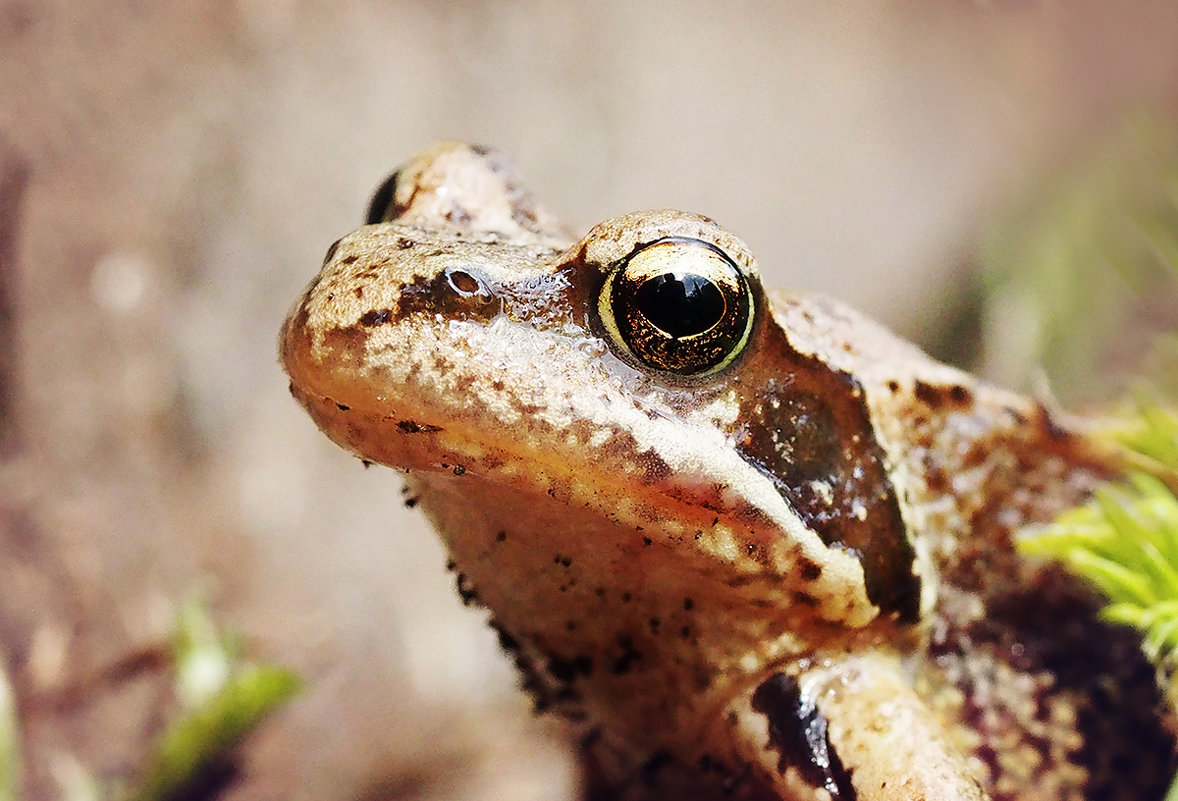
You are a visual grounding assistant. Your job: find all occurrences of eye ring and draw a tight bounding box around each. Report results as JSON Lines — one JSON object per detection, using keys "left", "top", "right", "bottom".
{"left": 598, "top": 237, "right": 755, "bottom": 376}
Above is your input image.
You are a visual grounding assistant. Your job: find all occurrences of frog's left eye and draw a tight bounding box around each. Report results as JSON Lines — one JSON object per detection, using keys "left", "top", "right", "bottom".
{"left": 599, "top": 237, "right": 755, "bottom": 376}
{"left": 365, "top": 169, "right": 402, "bottom": 224}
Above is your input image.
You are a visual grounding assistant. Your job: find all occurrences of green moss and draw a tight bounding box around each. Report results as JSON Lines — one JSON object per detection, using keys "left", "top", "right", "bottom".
{"left": 125, "top": 664, "right": 301, "bottom": 801}
{"left": 0, "top": 660, "right": 16, "bottom": 801}
{"left": 1018, "top": 403, "right": 1178, "bottom": 797}
{"left": 120, "top": 602, "right": 302, "bottom": 801}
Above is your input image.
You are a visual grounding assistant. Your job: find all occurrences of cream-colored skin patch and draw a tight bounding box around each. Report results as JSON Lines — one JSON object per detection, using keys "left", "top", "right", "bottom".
{"left": 281, "top": 143, "right": 1173, "bottom": 801}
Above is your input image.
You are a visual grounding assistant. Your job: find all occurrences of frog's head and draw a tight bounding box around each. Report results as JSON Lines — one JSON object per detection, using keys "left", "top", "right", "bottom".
{"left": 279, "top": 145, "right": 1155, "bottom": 799}
{"left": 280, "top": 145, "right": 924, "bottom": 668}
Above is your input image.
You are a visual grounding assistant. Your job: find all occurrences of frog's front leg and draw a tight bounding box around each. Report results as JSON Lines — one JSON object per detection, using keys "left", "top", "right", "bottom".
{"left": 729, "top": 652, "right": 988, "bottom": 801}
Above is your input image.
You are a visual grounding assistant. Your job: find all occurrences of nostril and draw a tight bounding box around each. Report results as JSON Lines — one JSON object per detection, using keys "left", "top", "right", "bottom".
{"left": 445, "top": 267, "right": 492, "bottom": 300}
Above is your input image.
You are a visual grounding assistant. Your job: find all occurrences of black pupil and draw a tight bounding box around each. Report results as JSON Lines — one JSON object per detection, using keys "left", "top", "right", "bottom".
{"left": 634, "top": 272, "right": 725, "bottom": 337}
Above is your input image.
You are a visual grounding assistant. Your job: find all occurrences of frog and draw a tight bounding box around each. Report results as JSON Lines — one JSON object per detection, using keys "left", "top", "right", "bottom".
{"left": 279, "top": 142, "right": 1175, "bottom": 801}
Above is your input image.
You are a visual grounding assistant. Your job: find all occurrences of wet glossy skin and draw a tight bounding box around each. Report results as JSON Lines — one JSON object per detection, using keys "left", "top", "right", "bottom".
{"left": 280, "top": 143, "right": 1174, "bottom": 801}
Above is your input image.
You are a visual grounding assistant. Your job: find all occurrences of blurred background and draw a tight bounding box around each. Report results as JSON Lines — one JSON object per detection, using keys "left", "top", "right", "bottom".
{"left": 1, "top": 2, "right": 1177, "bottom": 800}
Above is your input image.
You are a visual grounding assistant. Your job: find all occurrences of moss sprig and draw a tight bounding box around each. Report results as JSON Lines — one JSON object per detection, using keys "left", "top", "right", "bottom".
{"left": 1019, "top": 403, "right": 1178, "bottom": 709}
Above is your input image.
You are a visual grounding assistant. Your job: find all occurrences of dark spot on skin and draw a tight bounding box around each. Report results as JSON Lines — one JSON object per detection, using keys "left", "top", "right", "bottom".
{"left": 680, "top": 626, "right": 692, "bottom": 639}
{"left": 610, "top": 634, "right": 642, "bottom": 674}
{"left": 335, "top": 402, "right": 350, "bottom": 411}
{"left": 924, "top": 464, "right": 949, "bottom": 495}
{"left": 797, "top": 558, "right": 822, "bottom": 582}
{"left": 452, "top": 465, "right": 465, "bottom": 476}
{"left": 359, "top": 308, "right": 393, "bottom": 327}
{"left": 454, "top": 572, "right": 478, "bottom": 606}
{"left": 913, "top": 380, "right": 940, "bottom": 408}
{"left": 752, "top": 672, "right": 856, "bottom": 800}
{"left": 395, "top": 420, "right": 442, "bottom": 434}
{"left": 554, "top": 554, "right": 572, "bottom": 567}
{"left": 792, "top": 592, "right": 819, "bottom": 607}
{"left": 580, "top": 727, "right": 602, "bottom": 751}
{"left": 495, "top": 531, "right": 507, "bottom": 542}
{"left": 643, "top": 537, "right": 653, "bottom": 547}
{"left": 914, "top": 380, "right": 974, "bottom": 410}
{"left": 339, "top": 254, "right": 359, "bottom": 266}
{"left": 949, "top": 384, "right": 972, "bottom": 404}
{"left": 595, "top": 587, "right": 606, "bottom": 598}
{"left": 444, "top": 204, "right": 472, "bottom": 226}
{"left": 683, "top": 597, "right": 694, "bottom": 611}
{"left": 648, "top": 617, "right": 661, "bottom": 633}
{"left": 490, "top": 622, "right": 519, "bottom": 653}
{"left": 548, "top": 654, "right": 594, "bottom": 683}
{"left": 403, "top": 495, "right": 419, "bottom": 509}
{"left": 886, "top": 380, "right": 900, "bottom": 393}
{"left": 621, "top": 592, "right": 632, "bottom": 603}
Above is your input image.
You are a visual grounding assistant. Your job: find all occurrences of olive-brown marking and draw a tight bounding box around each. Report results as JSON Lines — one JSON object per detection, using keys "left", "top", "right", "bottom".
{"left": 547, "top": 653, "right": 594, "bottom": 684}
{"left": 931, "top": 566, "right": 1175, "bottom": 800}
{"left": 734, "top": 333, "right": 919, "bottom": 621}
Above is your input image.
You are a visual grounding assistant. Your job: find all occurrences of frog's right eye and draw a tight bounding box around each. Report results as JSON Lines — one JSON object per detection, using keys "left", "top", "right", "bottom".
{"left": 365, "top": 169, "right": 402, "bottom": 225}
{"left": 598, "top": 237, "right": 755, "bottom": 376}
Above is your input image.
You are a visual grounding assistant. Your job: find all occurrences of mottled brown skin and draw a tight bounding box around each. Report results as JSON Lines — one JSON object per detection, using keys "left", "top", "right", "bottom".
{"left": 280, "top": 143, "right": 1174, "bottom": 800}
